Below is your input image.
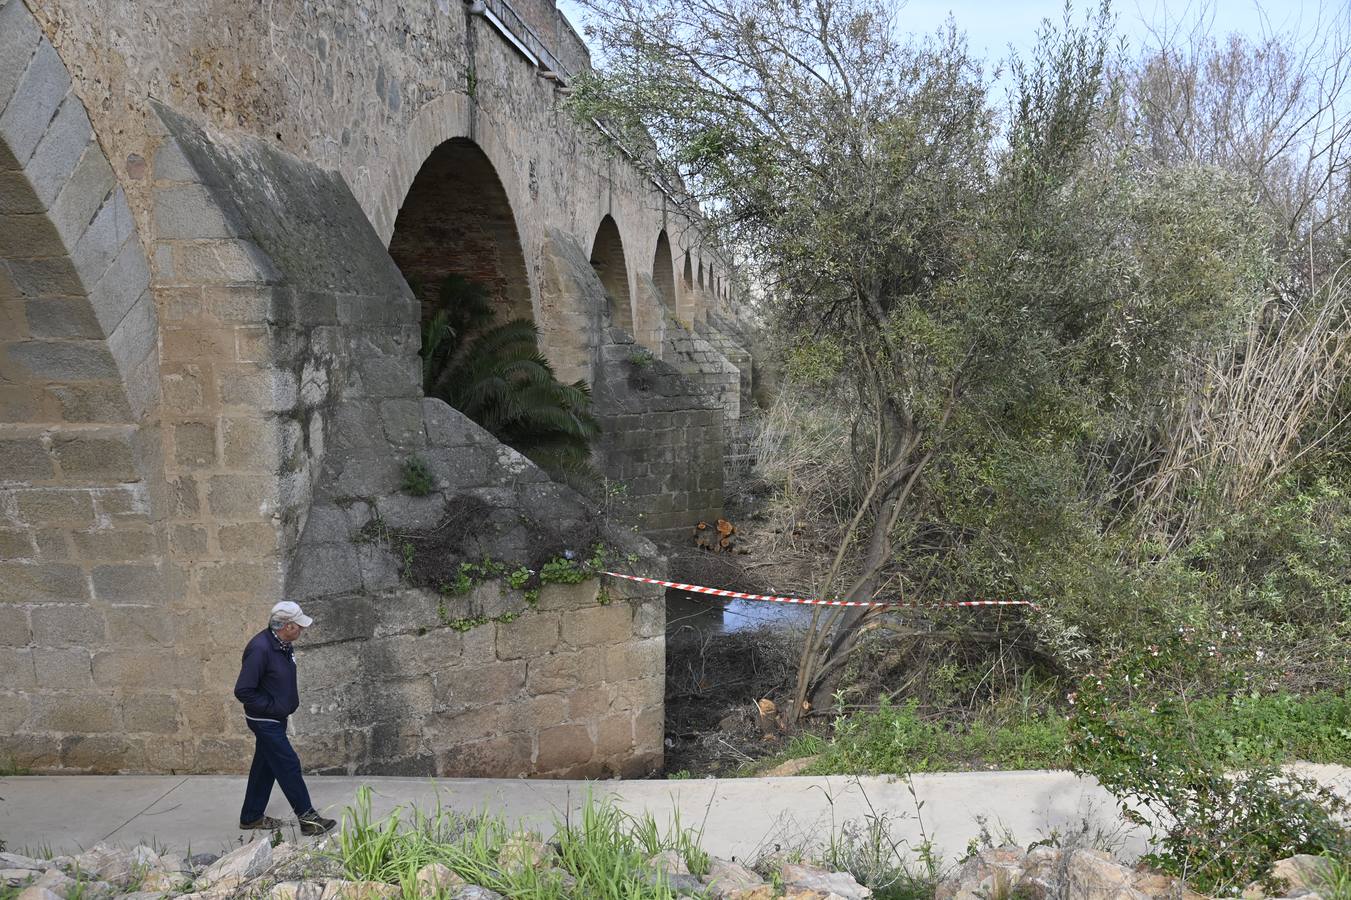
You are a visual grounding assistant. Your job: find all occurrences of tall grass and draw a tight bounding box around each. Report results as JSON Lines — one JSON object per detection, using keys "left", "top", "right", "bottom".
{"left": 333, "top": 786, "right": 710, "bottom": 900}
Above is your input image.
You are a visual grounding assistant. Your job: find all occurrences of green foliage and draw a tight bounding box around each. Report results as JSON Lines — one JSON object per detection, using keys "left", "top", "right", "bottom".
{"left": 1070, "top": 677, "right": 1351, "bottom": 893}
{"left": 399, "top": 456, "right": 434, "bottom": 497}
{"left": 420, "top": 275, "right": 600, "bottom": 481}
{"left": 335, "top": 785, "right": 710, "bottom": 900}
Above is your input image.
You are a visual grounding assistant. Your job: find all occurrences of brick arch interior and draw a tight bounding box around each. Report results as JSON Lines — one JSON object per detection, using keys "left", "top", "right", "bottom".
{"left": 590, "top": 215, "right": 633, "bottom": 334}
{"left": 388, "top": 137, "right": 532, "bottom": 326}
{"left": 652, "top": 231, "right": 676, "bottom": 309}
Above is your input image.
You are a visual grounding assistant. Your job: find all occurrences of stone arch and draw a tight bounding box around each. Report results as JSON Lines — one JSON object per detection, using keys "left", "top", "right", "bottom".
{"left": 1, "top": 3, "right": 165, "bottom": 770}
{"left": 676, "top": 251, "right": 697, "bottom": 326}
{"left": 388, "top": 137, "right": 532, "bottom": 325}
{"left": 589, "top": 215, "right": 633, "bottom": 334}
{"left": 652, "top": 231, "right": 676, "bottom": 310}
{"left": 697, "top": 262, "right": 705, "bottom": 290}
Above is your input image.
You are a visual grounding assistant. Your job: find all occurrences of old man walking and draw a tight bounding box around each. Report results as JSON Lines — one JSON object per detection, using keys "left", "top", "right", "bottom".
{"left": 233, "top": 600, "right": 336, "bottom": 835}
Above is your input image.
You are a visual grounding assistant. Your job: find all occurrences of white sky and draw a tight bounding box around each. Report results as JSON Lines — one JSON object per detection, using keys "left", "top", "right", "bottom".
{"left": 555, "top": 0, "right": 1346, "bottom": 73}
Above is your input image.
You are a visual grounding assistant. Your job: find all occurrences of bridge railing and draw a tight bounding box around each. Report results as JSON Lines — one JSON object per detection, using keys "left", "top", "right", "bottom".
{"left": 470, "top": 0, "right": 577, "bottom": 83}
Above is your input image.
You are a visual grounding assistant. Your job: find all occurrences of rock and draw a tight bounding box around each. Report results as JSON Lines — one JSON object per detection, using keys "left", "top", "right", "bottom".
{"left": 496, "top": 834, "right": 550, "bottom": 874}
{"left": 936, "top": 845, "right": 1026, "bottom": 900}
{"left": 780, "top": 863, "right": 872, "bottom": 899}
{"left": 543, "top": 868, "right": 577, "bottom": 890}
{"left": 450, "top": 888, "right": 505, "bottom": 900}
{"left": 0, "top": 854, "right": 50, "bottom": 873}
{"left": 187, "top": 854, "right": 219, "bottom": 871}
{"left": 703, "top": 857, "right": 766, "bottom": 898}
{"left": 2, "top": 870, "right": 43, "bottom": 889}
{"left": 647, "top": 850, "right": 690, "bottom": 876}
{"left": 269, "top": 881, "right": 327, "bottom": 900}
{"left": 31, "top": 869, "right": 76, "bottom": 896}
{"left": 201, "top": 838, "right": 272, "bottom": 887}
{"left": 128, "top": 847, "right": 160, "bottom": 869}
{"left": 47, "top": 858, "right": 77, "bottom": 875}
{"left": 761, "top": 756, "right": 819, "bottom": 777}
{"left": 1271, "top": 857, "right": 1335, "bottom": 894}
{"left": 1062, "top": 848, "right": 1132, "bottom": 898}
{"left": 317, "top": 880, "right": 400, "bottom": 900}
{"left": 73, "top": 846, "right": 135, "bottom": 886}
{"left": 139, "top": 869, "right": 192, "bottom": 893}
{"left": 1132, "top": 870, "right": 1209, "bottom": 900}
{"left": 414, "top": 863, "right": 466, "bottom": 896}
{"left": 14, "top": 887, "right": 63, "bottom": 900}
{"left": 723, "top": 888, "right": 776, "bottom": 900}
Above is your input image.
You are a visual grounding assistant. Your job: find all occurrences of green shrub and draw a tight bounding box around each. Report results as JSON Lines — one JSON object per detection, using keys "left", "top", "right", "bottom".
{"left": 400, "top": 456, "right": 434, "bottom": 497}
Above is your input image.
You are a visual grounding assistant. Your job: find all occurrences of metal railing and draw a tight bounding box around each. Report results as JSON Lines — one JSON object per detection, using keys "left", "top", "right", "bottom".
{"left": 471, "top": 0, "right": 576, "bottom": 83}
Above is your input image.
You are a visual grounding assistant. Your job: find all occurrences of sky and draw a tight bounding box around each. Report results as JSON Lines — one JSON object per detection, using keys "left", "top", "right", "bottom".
{"left": 555, "top": 0, "right": 1347, "bottom": 73}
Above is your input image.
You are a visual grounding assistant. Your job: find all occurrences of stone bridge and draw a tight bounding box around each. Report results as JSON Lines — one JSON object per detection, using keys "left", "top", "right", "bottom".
{"left": 0, "top": 0, "right": 758, "bottom": 777}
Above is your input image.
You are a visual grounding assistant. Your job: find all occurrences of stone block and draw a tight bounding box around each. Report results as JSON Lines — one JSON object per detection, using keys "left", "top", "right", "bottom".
{"left": 51, "top": 432, "right": 138, "bottom": 483}
{"left": 152, "top": 140, "right": 195, "bottom": 182}
{"left": 72, "top": 191, "right": 136, "bottom": 287}
{"left": 561, "top": 602, "right": 633, "bottom": 648}
{"left": 605, "top": 638, "right": 664, "bottom": 683}
{"left": 91, "top": 564, "right": 164, "bottom": 604}
{"left": 635, "top": 705, "right": 664, "bottom": 750}
{"left": 0, "top": 562, "right": 86, "bottom": 602}
{"left": 287, "top": 543, "right": 362, "bottom": 600}
{"left": 30, "top": 604, "right": 105, "bottom": 647}
{"left": 154, "top": 184, "right": 238, "bottom": 239}
{"left": 172, "top": 239, "right": 278, "bottom": 285}
{"left": 373, "top": 493, "right": 445, "bottom": 531}
{"left": 0, "top": 0, "right": 43, "bottom": 115}
{"left": 197, "top": 561, "right": 281, "bottom": 597}
{"left": 536, "top": 723, "right": 593, "bottom": 772}
{"left": 438, "top": 734, "right": 532, "bottom": 777}
{"left": 0, "top": 693, "right": 29, "bottom": 733}
{"left": 0, "top": 436, "right": 53, "bottom": 481}
{"left": 535, "top": 582, "right": 597, "bottom": 612}
{"left": 380, "top": 400, "right": 424, "bottom": 446}
{"left": 172, "top": 421, "right": 217, "bottom": 468}
{"left": 105, "top": 607, "right": 173, "bottom": 647}
{"left": 436, "top": 659, "right": 524, "bottom": 707}
{"left": 5, "top": 340, "right": 117, "bottom": 381}
{"left": 1, "top": 648, "right": 37, "bottom": 689}
{"left": 70, "top": 527, "right": 156, "bottom": 560}
{"left": 122, "top": 696, "right": 180, "bottom": 734}
{"left": 495, "top": 612, "right": 560, "bottom": 660}
{"left": 295, "top": 594, "right": 376, "bottom": 647}
{"left": 32, "top": 528, "right": 67, "bottom": 559}
{"left": 61, "top": 733, "right": 145, "bottom": 772}
{"left": 0, "top": 40, "right": 70, "bottom": 168}
{"left": 0, "top": 605, "right": 30, "bottom": 646}
{"left": 31, "top": 692, "right": 119, "bottom": 732}
{"left": 217, "top": 521, "right": 275, "bottom": 555}
{"left": 93, "top": 650, "right": 201, "bottom": 691}
{"left": 524, "top": 650, "right": 588, "bottom": 695}
{"left": 208, "top": 474, "right": 278, "bottom": 519}
{"left": 0, "top": 527, "right": 34, "bottom": 558}
{"left": 566, "top": 684, "right": 613, "bottom": 721}
{"left": 24, "top": 297, "right": 102, "bottom": 341}
{"left": 180, "top": 692, "right": 228, "bottom": 733}
{"left": 595, "top": 715, "right": 635, "bottom": 758}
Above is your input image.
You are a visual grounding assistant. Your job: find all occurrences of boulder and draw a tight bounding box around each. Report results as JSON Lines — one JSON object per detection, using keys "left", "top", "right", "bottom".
{"left": 14, "top": 887, "right": 63, "bottom": 900}
{"left": 73, "top": 845, "right": 135, "bottom": 886}
{"left": 2, "top": 870, "right": 44, "bottom": 889}
{"left": 1271, "top": 856, "right": 1335, "bottom": 894}
{"left": 269, "top": 881, "right": 326, "bottom": 900}
{"left": 414, "top": 863, "right": 466, "bottom": 896}
{"left": 187, "top": 854, "right": 219, "bottom": 870}
{"left": 936, "top": 846, "right": 1026, "bottom": 900}
{"left": 1131, "top": 870, "right": 1209, "bottom": 900}
{"left": 723, "top": 888, "right": 777, "bottom": 900}
{"left": 139, "top": 869, "right": 192, "bottom": 893}
{"left": 0, "top": 854, "right": 50, "bottom": 873}
{"left": 647, "top": 850, "right": 690, "bottom": 876}
{"left": 30, "top": 869, "right": 76, "bottom": 897}
{"left": 496, "top": 834, "right": 551, "bottom": 874}
{"left": 1062, "top": 848, "right": 1134, "bottom": 899}
{"left": 450, "top": 888, "right": 505, "bottom": 900}
{"left": 703, "top": 857, "right": 766, "bottom": 898}
{"left": 200, "top": 838, "right": 272, "bottom": 888}
{"left": 779, "top": 863, "right": 872, "bottom": 899}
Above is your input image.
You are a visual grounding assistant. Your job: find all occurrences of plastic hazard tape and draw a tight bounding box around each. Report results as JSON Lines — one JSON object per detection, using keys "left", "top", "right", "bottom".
{"left": 602, "top": 571, "right": 1039, "bottom": 610}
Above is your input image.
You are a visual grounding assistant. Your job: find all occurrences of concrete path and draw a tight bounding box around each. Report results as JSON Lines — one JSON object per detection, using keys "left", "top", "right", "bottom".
{"left": 2, "top": 766, "right": 1347, "bottom": 867}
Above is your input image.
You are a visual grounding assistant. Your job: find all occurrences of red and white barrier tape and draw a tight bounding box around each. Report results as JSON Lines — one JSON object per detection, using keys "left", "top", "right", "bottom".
{"left": 602, "top": 571, "right": 1039, "bottom": 610}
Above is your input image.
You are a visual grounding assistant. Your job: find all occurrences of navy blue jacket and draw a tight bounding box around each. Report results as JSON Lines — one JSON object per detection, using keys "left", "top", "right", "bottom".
{"left": 234, "top": 629, "right": 300, "bottom": 721}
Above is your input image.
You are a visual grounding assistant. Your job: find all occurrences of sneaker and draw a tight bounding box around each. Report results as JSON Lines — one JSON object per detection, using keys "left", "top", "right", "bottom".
{"left": 297, "top": 809, "right": 336, "bottom": 836}
{"left": 240, "top": 815, "right": 286, "bottom": 830}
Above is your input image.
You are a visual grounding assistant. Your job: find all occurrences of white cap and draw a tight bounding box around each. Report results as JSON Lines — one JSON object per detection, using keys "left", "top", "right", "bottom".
{"left": 271, "top": 600, "right": 313, "bottom": 628}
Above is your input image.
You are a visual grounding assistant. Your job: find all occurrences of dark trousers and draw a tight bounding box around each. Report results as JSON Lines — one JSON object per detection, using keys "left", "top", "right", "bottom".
{"left": 240, "top": 718, "right": 314, "bottom": 822}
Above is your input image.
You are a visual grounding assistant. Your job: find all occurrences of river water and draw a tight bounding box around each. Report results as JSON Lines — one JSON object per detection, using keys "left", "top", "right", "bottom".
{"left": 665, "top": 588, "right": 816, "bottom": 635}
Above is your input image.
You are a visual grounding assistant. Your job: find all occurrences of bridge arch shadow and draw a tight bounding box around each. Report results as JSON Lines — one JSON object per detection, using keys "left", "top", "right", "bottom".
{"left": 652, "top": 230, "right": 676, "bottom": 311}
{"left": 388, "top": 138, "right": 532, "bottom": 328}
{"left": 590, "top": 215, "right": 633, "bottom": 334}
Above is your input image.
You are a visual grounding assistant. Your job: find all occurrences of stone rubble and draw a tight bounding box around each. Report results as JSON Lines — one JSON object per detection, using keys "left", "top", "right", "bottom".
{"left": 0, "top": 833, "right": 1336, "bottom": 900}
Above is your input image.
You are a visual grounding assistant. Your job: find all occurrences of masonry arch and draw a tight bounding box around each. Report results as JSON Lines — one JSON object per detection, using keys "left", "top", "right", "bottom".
{"left": 590, "top": 215, "right": 634, "bottom": 334}
{"left": 652, "top": 231, "right": 676, "bottom": 310}
{"left": 388, "top": 137, "right": 532, "bottom": 325}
